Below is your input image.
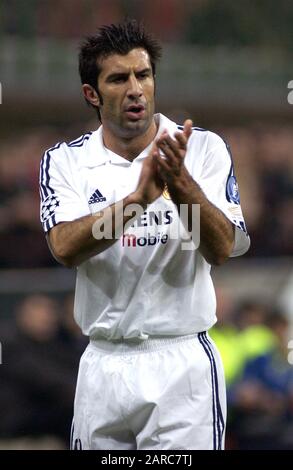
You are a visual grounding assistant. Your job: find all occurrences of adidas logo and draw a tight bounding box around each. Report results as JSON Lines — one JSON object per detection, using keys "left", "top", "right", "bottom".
{"left": 88, "top": 188, "right": 106, "bottom": 205}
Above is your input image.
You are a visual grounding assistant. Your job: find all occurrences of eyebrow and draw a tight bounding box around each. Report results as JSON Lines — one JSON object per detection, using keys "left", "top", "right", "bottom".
{"left": 106, "top": 68, "right": 152, "bottom": 81}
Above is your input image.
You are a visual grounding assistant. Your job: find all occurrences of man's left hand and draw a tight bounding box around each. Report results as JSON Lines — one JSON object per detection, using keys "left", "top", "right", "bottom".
{"left": 156, "top": 119, "right": 193, "bottom": 186}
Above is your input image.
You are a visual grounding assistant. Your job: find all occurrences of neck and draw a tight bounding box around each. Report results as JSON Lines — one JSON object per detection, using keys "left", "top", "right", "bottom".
{"left": 102, "top": 119, "right": 157, "bottom": 161}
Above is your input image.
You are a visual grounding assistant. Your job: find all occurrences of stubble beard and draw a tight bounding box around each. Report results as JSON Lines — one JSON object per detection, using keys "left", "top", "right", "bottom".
{"left": 111, "top": 109, "right": 154, "bottom": 140}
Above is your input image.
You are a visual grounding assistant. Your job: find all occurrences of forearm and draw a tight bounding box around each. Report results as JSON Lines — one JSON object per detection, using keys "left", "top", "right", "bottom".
{"left": 48, "top": 192, "right": 146, "bottom": 267}
{"left": 168, "top": 167, "right": 234, "bottom": 265}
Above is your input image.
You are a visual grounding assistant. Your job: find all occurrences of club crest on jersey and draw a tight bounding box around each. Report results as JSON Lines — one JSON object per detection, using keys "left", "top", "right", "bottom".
{"left": 226, "top": 175, "right": 240, "bottom": 204}
{"left": 88, "top": 188, "right": 106, "bottom": 205}
{"left": 41, "top": 194, "right": 60, "bottom": 222}
{"left": 163, "top": 184, "right": 171, "bottom": 200}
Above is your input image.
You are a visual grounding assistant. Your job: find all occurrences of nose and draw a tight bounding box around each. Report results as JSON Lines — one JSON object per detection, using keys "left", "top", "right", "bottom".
{"left": 126, "top": 75, "right": 142, "bottom": 100}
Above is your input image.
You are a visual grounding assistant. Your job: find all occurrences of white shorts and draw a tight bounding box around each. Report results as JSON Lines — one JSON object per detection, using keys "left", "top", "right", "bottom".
{"left": 71, "top": 332, "right": 226, "bottom": 450}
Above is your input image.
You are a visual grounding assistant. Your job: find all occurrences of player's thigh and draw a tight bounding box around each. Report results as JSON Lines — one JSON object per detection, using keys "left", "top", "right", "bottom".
{"left": 72, "top": 344, "right": 136, "bottom": 450}
{"left": 136, "top": 334, "right": 226, "bottom": 450}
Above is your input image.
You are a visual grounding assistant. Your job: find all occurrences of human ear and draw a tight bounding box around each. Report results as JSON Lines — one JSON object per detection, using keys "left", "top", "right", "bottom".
{"left": 82, "top": 84, "right": 100, "bottom": 107}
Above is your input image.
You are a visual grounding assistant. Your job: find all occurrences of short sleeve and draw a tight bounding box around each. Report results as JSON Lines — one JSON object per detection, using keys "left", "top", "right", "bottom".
{"left": 200, "top": 135, "right": 250, "bottom": 257}
{"left": 39, "top": 143, "right": 89, "bottom": 233}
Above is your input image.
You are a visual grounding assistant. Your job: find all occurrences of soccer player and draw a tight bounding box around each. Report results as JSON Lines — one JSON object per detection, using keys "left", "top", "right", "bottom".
{"left": 39, "top": 20, "right": 250, "bottom": 450}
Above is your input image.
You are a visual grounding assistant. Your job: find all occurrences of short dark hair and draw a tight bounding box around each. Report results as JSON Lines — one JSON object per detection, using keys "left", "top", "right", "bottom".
{"left": 79, "top": 19, "right": 162, "bottom": 92}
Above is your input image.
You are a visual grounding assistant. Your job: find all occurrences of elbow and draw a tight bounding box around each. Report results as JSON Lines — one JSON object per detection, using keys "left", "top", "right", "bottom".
{"left": 212, "top": 243, "right": 234, "bottom": 266}
{"left": 58, "top": 255, "right": 78, "bottom": 269}
{"left": 52, "top": 246, "right": 78, "bottom": 268}
{"left": 209, "top": 253, "right": 229, "bottom": 266}
{"left": 202, "top": 241, "right": 233, "bottom": 266}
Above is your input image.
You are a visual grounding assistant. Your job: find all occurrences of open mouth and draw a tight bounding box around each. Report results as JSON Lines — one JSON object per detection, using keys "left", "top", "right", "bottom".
{"left": 125, "top": 104, "right": 145, "bottom": 119}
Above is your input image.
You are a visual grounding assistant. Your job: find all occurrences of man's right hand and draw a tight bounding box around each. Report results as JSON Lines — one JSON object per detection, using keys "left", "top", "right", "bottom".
{"left": 133, "top": 142, "right": 165, "bottom": 207}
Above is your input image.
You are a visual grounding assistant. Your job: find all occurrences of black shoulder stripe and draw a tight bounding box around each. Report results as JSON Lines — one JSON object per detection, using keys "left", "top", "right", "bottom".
{"left": 40, "top": 142, "right": 62, "bottom": 200}
{"left": 68, "top": 132, "right": 92, "bottom": 147}
{"left": 176, "top": 125, "right": 207, "bottom": 132}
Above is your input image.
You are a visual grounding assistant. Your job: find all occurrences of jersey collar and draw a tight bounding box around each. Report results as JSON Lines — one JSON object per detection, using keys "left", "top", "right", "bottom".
{"left": 82, "top": 114, "right": 178, "bottom": 167}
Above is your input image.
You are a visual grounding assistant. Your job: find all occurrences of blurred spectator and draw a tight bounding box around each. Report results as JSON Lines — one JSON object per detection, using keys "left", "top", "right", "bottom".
{"left": 235, "top": 300, "right": 276, "bottom": 361}
{"left": 210, "top": 295, "right": 276, "bottom": 388}
{"left": 230, "top": 310, "right": 293, "bottom": 449}
{"left": 211, "top": 297, "right": 277, "bottom": 449}
{"left": 0, "top": 295, "right": 82, "bottom": 448}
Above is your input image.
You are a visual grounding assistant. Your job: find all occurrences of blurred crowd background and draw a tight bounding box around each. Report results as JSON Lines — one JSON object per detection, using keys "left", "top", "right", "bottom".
{"left": 0, "top": 0, "right": 292, "bottom": 450}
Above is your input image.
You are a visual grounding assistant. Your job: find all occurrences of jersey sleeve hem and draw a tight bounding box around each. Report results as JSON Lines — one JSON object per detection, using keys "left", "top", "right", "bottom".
{"left": 42, "top": 210, "right": 89, "bottom": 233}
{"left": 230, "top": 225, "right": 251, "bottom": 257}
{"left": 218, "top": 205, "right": 250, "bottom": 257}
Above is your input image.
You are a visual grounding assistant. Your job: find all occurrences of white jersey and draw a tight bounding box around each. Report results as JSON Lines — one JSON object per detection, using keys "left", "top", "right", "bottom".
{"left": 39, "top": 113, "right": 250, "bottom": 340}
